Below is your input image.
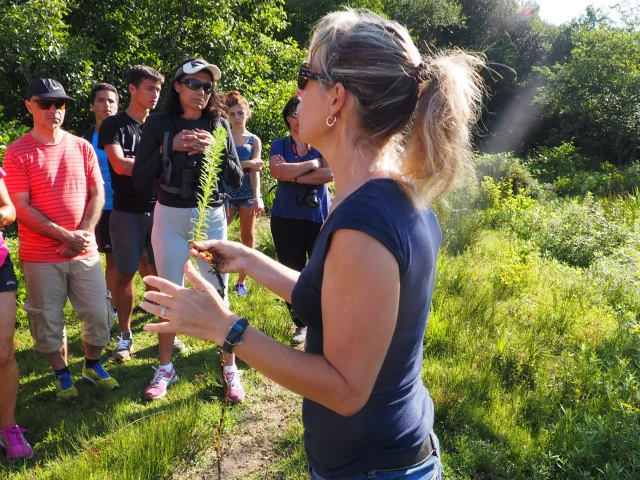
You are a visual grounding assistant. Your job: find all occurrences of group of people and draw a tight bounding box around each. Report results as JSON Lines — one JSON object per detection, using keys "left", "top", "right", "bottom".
{"left": 0, "top": 55, "right": 332, "bottom": 462}
{"left": 1, "top": 9, "right": 485, "bottom": 480}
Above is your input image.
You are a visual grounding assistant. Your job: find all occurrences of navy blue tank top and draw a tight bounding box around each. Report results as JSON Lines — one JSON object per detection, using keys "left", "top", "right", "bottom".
{"left": 291, "top": 178, "right": 441, "bottom": 478}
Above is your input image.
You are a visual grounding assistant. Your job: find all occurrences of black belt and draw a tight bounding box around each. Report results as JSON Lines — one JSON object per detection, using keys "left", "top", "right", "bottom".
{"left": 375, "top": 433, "right": 436, "bottom": 473}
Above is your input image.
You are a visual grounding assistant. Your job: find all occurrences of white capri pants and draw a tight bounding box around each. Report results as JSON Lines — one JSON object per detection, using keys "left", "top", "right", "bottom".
{"left": 151, "top": 203, "right": 228, "bottom": 301}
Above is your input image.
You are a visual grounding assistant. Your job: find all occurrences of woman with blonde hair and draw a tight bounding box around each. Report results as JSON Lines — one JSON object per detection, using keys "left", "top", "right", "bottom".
{"left": 140, "top": 9, "right": 484, "bottom": 479}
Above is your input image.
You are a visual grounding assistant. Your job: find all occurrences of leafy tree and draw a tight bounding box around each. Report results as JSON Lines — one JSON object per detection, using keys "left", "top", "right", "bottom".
{"left": 0, "top": 0, "right": 302, "bottom": 148}
{"left": 535, "top": 16, "right": 640, "bottom": 164}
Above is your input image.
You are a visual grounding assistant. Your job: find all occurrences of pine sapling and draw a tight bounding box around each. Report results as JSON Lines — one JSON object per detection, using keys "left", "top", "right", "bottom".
{"left": 189, "top": 126, "right": 227, "bottom": 300}
{"left": 186, "top": 126, "right": 230, "bottom": 480}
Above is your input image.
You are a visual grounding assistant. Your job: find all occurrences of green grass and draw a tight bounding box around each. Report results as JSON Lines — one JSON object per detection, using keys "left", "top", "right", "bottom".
{"left": 3, "top": 193, "right": 640, "bottom": 479}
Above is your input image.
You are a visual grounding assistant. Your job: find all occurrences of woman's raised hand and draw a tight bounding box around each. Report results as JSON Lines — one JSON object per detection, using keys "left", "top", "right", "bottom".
{"left": 190, "top": 239, "right": 250, "bottom": 274}
{"left": 141, "top": 261, "right": 236, "bottom": 343}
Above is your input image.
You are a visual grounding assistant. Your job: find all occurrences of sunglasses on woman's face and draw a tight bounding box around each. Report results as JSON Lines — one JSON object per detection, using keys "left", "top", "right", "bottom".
{"left": 30, "top": 99, "right": 67, "bottom": 110}
{"left": 180, "top": 78, "right": 213, "bottom": 94}
{"left": 287, "top": 110, "right": 299, "bottom": 119}
{"left": 297, "top": 62, "right": 324, "bottom": 90}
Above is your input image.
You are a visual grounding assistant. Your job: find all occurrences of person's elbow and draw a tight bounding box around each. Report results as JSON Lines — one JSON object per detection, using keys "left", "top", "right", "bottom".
{"left": 269, "top": 165, "right": 286, "bottom": 181}
{"left": 1, "top": 205, "right": 16, "bottom": 225}
{"left": 333, "top": 389, "right": 369, "bottom": 417}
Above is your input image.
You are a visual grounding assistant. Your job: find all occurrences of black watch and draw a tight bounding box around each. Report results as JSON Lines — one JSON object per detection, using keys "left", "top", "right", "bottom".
{"left": 222, "top": 318, "right": 249, "bottom": 353}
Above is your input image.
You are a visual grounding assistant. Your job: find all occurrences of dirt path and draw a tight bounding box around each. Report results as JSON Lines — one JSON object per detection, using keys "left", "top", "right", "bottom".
{"left": 173, "top": 373, "right": 302, "bottom": 480}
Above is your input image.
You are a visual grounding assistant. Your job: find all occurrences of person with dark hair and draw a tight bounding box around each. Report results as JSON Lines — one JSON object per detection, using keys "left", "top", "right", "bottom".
{"left": 5, "top": 78, "right": 119, "bottom": 401}
{"left": 98, "top": 65, "right": 166, "bottom": 362}
{"left": 139, "top": 8, "right": 485, "bottom": 479}
{"left": 269, "top": 95, "right": 333, "bottom": 345}
{"left": 82, "top": 83, "right": 119, "bottom": 313}
{"left": 0, "top": 167, "right": 32, "bottom": 461}
{"left": 132, "top": 57, "right": 244, "bottom": 401}
{"left": 222, "top": 90, "right": 264, "bottom": 297}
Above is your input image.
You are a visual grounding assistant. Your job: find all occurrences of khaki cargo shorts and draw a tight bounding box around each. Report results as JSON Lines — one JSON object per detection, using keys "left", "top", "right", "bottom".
{"left": 20, "top": 256, "right": 114, "bottom": 354}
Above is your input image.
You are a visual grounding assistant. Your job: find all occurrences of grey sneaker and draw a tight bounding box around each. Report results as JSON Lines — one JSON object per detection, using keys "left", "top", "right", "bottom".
{"left": 112, "top": 332, "right": 133, "bottom": 362}
{"left": 291, "top": 326, "right": 307, "bottom": 346}
{"left": 173, "top": 336, "right": 187, "bottom": 354}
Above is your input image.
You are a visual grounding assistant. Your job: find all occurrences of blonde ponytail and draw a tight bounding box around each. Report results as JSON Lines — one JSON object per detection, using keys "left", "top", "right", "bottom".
{"left": 401, "top": 51, "right": 485, "bottom": 203}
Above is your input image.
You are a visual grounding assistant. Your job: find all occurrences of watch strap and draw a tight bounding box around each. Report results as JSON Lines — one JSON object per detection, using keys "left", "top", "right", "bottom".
{"left": 222, "top": 317, "right": 249, "bottom": 353}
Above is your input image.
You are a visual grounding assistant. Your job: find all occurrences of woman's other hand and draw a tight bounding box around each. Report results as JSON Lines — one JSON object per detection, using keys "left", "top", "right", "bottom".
{"left": 189, "top": 239, "right": 250, "bottom": 274}
{"left": 246, "top": 159, "right": 264, "bottom": 171}
{"left": 141, "top": 261, "right": 236, "bottom": 343}
{"left": 251, "top": 197, "right": 265, "bottom": 217}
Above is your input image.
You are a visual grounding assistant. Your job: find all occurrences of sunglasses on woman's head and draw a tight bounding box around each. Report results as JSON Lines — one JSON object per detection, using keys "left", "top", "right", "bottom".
{"left": 30, "top": 99, "right": 67, "bottom": 110}
{"left": 180, "top": 78, "right": 213, "bottom": 94}
{"left": 297, "top": 62, "right": 325, "bottom": 90}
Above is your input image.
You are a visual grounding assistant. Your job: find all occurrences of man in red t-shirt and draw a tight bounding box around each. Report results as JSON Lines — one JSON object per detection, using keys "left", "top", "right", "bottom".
{"left": 3, "top": 78, "right": 119, "bottom": 399}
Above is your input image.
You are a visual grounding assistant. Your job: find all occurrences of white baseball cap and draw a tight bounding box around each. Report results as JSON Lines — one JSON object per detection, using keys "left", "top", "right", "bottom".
{"left": 174, "top": 59, "right": 221, "bottom": 82}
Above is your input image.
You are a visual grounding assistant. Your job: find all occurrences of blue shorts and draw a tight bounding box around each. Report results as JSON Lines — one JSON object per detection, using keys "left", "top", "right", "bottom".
{"left": 224, "top": 197, "right": 253, "bottom": 209}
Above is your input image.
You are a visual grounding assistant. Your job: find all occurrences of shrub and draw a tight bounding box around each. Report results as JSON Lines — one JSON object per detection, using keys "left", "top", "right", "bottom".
{"left": 475, "top": 152, "right": 542, "bottom": 198}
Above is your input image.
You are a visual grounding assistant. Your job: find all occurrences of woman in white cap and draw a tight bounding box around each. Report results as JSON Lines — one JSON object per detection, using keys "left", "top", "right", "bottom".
{"left": 133, "top": 57, "right": 245, "bottom": 402}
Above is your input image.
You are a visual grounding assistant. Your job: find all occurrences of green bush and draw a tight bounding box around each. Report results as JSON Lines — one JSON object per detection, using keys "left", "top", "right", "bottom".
{"left": 0, "top": 113, "right": 29, "bottom": 167}
{"left": 475, "top": 152, "right": 542, "bottom": 199}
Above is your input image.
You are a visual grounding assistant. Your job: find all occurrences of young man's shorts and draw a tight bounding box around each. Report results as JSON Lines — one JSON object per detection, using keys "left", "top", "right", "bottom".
{"left": 0, "top": 255, "right": 19, "bottom": 293}
{"left": 20, "top": 256, "right": 114, "bottom": 354}
{"left": 95, "top": 210, "right": 113, "bottom": 254}
{"left": 109, "top": 210, "right": 156, "bottom": 275}
{"left": 224, "top": 197, "right": 254, "bottom": 209}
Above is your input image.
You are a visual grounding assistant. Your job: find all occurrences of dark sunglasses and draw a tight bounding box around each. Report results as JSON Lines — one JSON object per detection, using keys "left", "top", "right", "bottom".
{"left": 297, "top": 62, "right": 325, "bottom": 90}
{"left": 287, "top": 110, "right": 299, "bottom": 119}
{"left": 30, "top": 99, "right": 67, "bottom": 110}
{"left": 180, "top": 78, "right": 213, "bottom": 94}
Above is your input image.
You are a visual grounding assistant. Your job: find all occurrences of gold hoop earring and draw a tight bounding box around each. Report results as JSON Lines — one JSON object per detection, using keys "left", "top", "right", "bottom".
{"left": 326, "top": 115, "right": 337, "bottom": 127}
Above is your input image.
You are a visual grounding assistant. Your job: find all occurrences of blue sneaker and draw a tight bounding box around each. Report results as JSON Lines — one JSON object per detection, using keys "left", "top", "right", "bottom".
{"left": 234, "top": 283, "right": 248, "bottom": 297}
{"left": 82, "top": 362, "right": 120, "bottom": 390}
{"left": 55, "top": 371, "right": 78, "bottom": 399}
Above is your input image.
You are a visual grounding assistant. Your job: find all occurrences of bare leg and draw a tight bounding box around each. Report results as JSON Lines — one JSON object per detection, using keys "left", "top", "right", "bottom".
{"left": 226, "top": 205, "right": 238, "bottom": 227}
{"left": 0, "top": 292, "right": 18, "bottom": 428}
{"left": 104, "top": 253, "right": 117, "bottom": 302}
{"left": 138, "top": 249, "right": 158, "bottom": 292}
{"left": 114, "top": 271, "right": 136, "bottom": 332}
{"left": 222, "top": 351, "right": 235, "bottom": 367}
{"left": 45, "top": 344, "right": 68, "bottom": 371}
{"left": 237, "top": 206, "right": 256, "bottom": 285}
{"left": 159, "top": 333, "right": 174, "bottom": 366}
{"left": 82, "top": 341, "right": 103, "bottom": 361}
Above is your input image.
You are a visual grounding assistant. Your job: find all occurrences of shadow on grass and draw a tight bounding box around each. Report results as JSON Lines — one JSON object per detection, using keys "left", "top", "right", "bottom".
{"left": 6, "top": 342, "right": 228, "bottom": 475}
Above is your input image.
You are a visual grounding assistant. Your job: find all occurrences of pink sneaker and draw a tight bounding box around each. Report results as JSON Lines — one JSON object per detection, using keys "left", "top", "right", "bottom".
{"left": 0, "top": 425, "right": 33, "bottom": 462}
{"left": 225, "top": 369, "right": 245, "bottom": 404}
{"left": 144, "top": 366, "right": 178, "bottom": 401}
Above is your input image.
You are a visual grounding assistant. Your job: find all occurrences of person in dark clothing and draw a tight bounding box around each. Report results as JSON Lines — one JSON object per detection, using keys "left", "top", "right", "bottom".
{"left": 132, "top": 57, "right": 244, "bottom": 402}
{"left": 269, "top": 95, "right": 333, "bottom": 345}
{"left": 98, "top": 65, "right": 164, "bottom": 363}
{"left": 82, "top": 83, "right": 119, "bottom": 316}
{"left": 139, "top": 9, "right": 485, "bottom": 480}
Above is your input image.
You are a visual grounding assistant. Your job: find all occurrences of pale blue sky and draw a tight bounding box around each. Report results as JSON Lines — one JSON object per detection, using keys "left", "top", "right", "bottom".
{"left": 535, "top": 0, "right": 623, "bottom": 24}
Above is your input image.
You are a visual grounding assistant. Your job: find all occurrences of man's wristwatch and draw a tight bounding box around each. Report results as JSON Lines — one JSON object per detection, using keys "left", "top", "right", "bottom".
{"left": 222, "top": 318, "right": 249, "bottom": 353}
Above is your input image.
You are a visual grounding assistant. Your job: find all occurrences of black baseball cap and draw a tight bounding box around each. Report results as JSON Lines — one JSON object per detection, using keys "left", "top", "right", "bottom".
{"left": 174, "top": 59, "right": 221, "bottom": 82}
{"left": 26, "top": 78, "right": 74, "bottom": 101}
